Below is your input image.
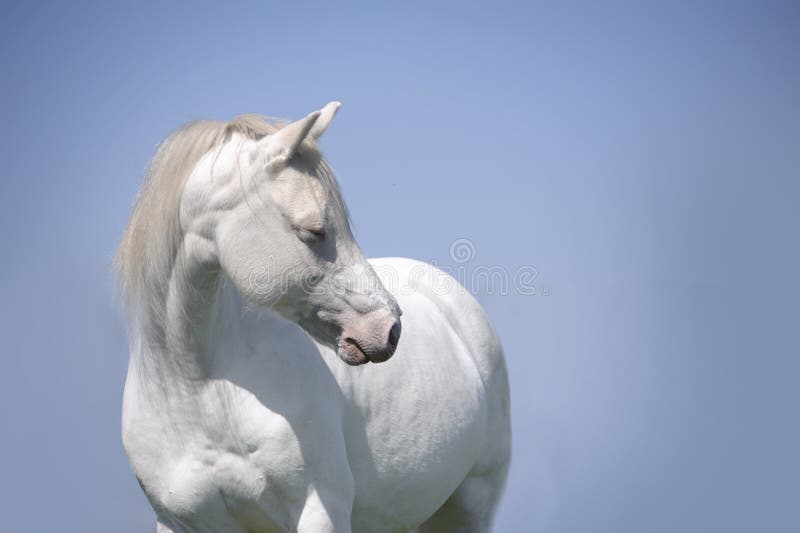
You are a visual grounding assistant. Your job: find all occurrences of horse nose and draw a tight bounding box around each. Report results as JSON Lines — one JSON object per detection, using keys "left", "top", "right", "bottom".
{"left": 338, "top": 307, "right": 402, "bottom": 365}
{"left": 366, "top": 310, "right": 402, "bottom": 363}
{"left": 387, "top": 318, "right": 402, "bottom": 352}
{"left": 364, "top": 314, "right": 401, "bottom": 363}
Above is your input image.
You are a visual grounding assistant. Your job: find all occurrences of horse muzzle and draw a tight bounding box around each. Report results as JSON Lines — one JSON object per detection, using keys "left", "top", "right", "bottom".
{"left": 337, "top": 308, "right": 402, "bottom": 365}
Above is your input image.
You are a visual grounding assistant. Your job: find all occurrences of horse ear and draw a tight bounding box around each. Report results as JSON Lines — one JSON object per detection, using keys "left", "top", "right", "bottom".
{"left": 263, "top": 110, "right": 321, "bottom": 166}
{"left": 309, "top": 101, "right": 341, "bottom": 140}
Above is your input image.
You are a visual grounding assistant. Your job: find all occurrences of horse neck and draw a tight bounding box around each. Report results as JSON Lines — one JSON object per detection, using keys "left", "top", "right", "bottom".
{"left": 128, "top": 243, "right": 242, "bottom": 397}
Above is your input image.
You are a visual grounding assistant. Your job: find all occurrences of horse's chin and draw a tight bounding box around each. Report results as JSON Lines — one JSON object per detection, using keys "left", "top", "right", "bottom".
{"left": 337, "top": 337, "right": 370, "bottom": 366}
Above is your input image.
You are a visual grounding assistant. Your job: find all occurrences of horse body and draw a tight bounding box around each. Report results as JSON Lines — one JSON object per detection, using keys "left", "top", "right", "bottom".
{"left": 118, "top": 104, "right": 510, "bottom": 532}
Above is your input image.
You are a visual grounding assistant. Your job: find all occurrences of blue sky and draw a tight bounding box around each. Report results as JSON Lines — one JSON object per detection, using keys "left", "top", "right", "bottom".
{"left": 1, "top": 2, "right": 798, "bottom": 531}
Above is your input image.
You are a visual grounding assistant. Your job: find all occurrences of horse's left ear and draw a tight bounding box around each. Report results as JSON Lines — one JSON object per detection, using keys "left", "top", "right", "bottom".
{"left": 263, "top": 110, "right": 321, "bottom": 166}
{"left": 309, "top": 101, "right": 341, "bottom": 140}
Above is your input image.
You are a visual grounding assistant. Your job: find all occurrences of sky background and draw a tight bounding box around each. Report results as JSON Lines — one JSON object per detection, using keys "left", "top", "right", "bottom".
{"left": 1, "top": 1, "right": 799, "bottom": 531}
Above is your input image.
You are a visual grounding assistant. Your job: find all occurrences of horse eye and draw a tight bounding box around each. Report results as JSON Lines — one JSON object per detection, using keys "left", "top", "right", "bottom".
{"left": 307, "top": 227, "right": 326, "bottom": 239}
{"left": 295, "top": 225, "right": 327, "bottom": 242}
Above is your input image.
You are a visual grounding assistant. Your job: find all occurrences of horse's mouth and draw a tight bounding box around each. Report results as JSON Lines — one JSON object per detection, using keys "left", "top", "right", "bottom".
{"left": 338, "top": 337, "right": 369, "bottom": 366}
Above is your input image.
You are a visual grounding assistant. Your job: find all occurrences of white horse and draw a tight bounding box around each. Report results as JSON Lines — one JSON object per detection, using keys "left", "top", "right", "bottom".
{"left": 116, "top": 102, "right": 510, "bottom": 532}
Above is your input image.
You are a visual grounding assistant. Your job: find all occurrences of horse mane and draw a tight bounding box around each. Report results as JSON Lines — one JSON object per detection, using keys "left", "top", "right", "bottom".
{"left": 115, "top": 114, "right": 349, "bottom": 338}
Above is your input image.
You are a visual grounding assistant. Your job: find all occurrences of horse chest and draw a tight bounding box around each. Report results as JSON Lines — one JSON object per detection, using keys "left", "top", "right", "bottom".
{"left": 124, "top": 390, "right": 313, "bottom": 529}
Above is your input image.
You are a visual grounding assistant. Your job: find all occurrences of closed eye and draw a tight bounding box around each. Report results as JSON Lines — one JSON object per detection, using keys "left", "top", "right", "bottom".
{"left": 294, "top": 224, "right": 327, "bottom": 242}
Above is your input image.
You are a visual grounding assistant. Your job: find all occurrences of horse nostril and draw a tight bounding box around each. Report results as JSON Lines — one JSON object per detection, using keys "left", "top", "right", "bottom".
{"left": 387, "top": 318, "right": 402, "bottom": 351}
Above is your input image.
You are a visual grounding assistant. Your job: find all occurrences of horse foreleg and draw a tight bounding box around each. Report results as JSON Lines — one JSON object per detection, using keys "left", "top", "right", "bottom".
{"left": 296, "top": 487, "right": 352, "bottom": 533}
